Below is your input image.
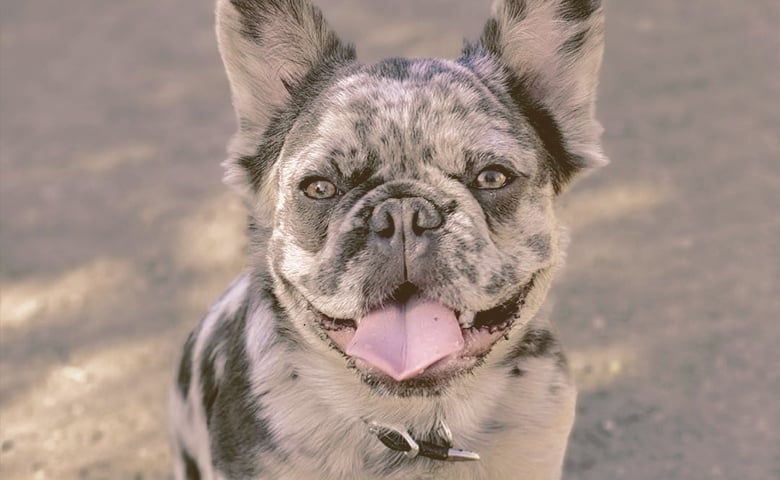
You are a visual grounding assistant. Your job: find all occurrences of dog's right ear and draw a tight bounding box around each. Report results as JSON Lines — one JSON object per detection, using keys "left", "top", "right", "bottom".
{"left": 216, "top": 0, "right": 355, "bottom": 204}
{"left": 466, "top": 0, "right": 607, "bottom": 194}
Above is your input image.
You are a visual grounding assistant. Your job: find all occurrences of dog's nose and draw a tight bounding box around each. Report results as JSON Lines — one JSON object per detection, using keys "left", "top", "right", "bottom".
{"left": 370, "top": 197, "right": 443, "bottom": 240}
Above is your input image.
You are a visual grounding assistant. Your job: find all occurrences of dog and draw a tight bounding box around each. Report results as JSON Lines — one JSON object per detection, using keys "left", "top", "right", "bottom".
{"left": 168, "top": 0, "right": 607, "bottom": 478}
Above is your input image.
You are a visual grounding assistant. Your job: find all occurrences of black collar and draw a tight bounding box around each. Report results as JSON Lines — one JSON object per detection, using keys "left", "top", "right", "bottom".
{"left": 366, "top": 420, "right": 480, "bottom": 462}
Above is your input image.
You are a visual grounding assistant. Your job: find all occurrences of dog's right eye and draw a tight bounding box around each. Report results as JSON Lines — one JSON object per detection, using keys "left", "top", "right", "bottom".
{"left": 301, "top": 178, "right": 339, "bottom": 200}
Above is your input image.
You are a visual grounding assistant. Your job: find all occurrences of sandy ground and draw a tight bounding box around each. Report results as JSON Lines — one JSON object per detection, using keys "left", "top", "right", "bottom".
{"left": 1, "top": 1, "right": 778, "bottom": 479}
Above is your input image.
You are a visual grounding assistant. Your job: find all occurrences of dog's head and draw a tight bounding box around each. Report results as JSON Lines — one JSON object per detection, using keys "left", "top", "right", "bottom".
{"left": 217, "top": 0, "right": 605, "bottom": 393}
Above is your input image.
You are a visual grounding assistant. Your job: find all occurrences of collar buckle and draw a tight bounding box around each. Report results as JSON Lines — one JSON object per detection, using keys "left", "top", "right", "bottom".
{"left": 367, "top": 422, "right": 420, "bottom": 459}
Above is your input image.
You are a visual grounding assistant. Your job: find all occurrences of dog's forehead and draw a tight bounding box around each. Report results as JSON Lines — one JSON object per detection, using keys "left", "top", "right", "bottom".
{"left": 283, "top": 58, "right": 539, "bottom": 179}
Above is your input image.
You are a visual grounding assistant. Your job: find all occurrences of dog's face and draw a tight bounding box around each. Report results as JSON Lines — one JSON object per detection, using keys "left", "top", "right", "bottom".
{"left": 270, "top": 61, "right": 559, "bottom": 384}
{"left": 217, "top": 0, "right": 605, "bottom": 392}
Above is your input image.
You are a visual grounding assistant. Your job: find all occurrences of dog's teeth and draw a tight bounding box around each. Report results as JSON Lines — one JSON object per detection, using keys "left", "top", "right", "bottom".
{"left": 459, "top": 310, "right": 476, "bottom": 328}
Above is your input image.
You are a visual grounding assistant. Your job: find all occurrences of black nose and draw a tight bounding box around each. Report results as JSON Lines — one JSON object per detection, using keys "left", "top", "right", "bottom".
{"left": 370, "top": 197, "right": 443, "bottom": 239}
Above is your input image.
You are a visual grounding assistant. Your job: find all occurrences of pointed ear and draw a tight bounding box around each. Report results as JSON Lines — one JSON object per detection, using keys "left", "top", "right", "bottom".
{"left": 472, "top": 0, "right": 607, "bottom": 193}
{"left": 216, "top": 0, "right": 355, "bottom": 200}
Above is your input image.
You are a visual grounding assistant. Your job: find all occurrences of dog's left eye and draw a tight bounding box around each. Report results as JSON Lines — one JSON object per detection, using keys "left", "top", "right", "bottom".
{"left": 473, "top": 167, "right": 511, "bottom": 190}
{"left": 301, "top": 178, "right": 339, "bottom": 199}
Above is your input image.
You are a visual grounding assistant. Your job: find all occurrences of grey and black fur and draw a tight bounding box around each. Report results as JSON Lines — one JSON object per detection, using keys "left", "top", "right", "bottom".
{"left": 169, "top": 0, "right": 607, "bottom": 478}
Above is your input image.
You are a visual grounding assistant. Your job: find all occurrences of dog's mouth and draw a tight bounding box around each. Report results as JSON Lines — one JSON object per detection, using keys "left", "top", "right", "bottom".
{"left": 316, "top": 277, "right": 535, "bottom": 384}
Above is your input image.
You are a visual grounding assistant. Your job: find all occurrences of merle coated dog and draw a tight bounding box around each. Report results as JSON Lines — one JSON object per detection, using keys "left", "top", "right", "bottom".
{"left": 169, "top": 0, "right": 607, "bottom": 478}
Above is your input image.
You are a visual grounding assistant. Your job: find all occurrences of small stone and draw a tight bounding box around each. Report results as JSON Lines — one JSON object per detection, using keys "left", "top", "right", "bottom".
{"left": 608, "top": 360, "right": 623, "bottom": 374}
{"left": 60, "top": 365, "right": 89, "bottom": 384}
{"left": 32, "top": 465, "right": 47, "bottom": 480}
{"left": 601, "top": 418, "right": 616, "bottom": 435}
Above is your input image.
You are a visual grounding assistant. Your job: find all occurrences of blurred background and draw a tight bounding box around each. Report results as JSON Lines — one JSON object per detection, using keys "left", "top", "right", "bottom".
{"left": 1, "top": 1, "right": 778, "bottom": 479}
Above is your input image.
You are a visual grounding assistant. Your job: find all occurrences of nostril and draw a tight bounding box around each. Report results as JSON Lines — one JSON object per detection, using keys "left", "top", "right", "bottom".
{"left": 411, "top": 200, "right": 443, "bottom": 235}
{"left": 370, "top": 206, "right": 396, "bottom": 239}
{"left": 411, "top": 211, "right": 426, "bottom": 236}
{"left": 377, "top": 211, "right": 395, "bottom": 238}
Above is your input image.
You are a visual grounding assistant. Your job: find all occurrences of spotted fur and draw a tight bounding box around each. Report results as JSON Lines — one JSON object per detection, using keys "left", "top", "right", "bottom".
{"left": 170, "top": 0, "right": 606, "bottom": 478}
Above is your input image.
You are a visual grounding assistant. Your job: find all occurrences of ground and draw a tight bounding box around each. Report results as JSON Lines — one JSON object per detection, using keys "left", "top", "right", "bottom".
{"left": 1, "top": 1, "right": 778, "bottom": 479}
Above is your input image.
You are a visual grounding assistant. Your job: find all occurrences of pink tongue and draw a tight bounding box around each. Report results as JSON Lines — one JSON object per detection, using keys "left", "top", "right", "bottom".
{"left": 346, "top": 297, "right": 465, "bottom": 381}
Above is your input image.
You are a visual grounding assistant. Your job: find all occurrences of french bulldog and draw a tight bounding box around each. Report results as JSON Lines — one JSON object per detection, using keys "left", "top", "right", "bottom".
{"left": 169, "top": 0, "right": 607, "bottom": 478}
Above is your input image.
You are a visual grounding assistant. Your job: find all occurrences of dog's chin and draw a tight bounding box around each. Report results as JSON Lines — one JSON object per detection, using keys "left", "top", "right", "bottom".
{"left": 314, "top": 276, "right": 536, "bottom": 396}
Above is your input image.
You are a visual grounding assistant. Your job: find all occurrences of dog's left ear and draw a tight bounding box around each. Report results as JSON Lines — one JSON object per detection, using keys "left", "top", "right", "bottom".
{"left": 216, "top": 0, "right": 355, "bottom": 203}
{"left": 466, "top": 0, "right": 608, "bottom": 193}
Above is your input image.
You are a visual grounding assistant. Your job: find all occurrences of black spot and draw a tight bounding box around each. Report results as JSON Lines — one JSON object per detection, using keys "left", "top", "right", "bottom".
{"left": 368, "top": 58, "right": 411, "bottom": 81}
{"left": 503, "top": 329, "right": 559, "bottom": 365}
{"left": 288, "top": 194, "right": 338, "bottom": 253}
{"left": 508, "top": 75, "right": 587, "bottom": 194}
{"left": 560, "top": 29, "right": 588, "bottom": 56}
{"left": 526, "top": 233, "right": 551, "bottom": 260}
{"left": 353, "top": 118, "right": 373, "bottom": 142}
{"left": 421, "top": 145, "right": 434, "bottom": 163}
{"left": 555, "top": 350, "right": 570, "bottom": 371}
{"left": 201, "top": 365, "right": 218, "bottom": 425}
{"left": 457, "top": 263, "right": 479, "bottom": 285}
{"left": 313, "top": 226, "right": 369, "bottom": 296}
{"left": 483, "top": 264, "right": 518, "bottom": 296}
{"left": 558, "top": 0, "right": 600, "bottom": 22}
{"left": 230, "top": 0, "right": 355, "bottom": 59}
{"left": 197, "top": 297, "right": 249, "bottom": 425}
{"left": 270, "top": 280, "right": 305, "bottom": 347}
{"left": 208, "top": 301, "right": 277, "bottom": 478}
{"left": 182, "top": 450, "right": 200, "bottom": 480}
{"left": 473, "top": 19, "right": 501, "bottom": 58}
{"left": 273, "top": 313, "right": 303, "bottom": 346}
{"left": 449, "top": 102, "right": 471, "bottom": 119}
{"left": 176, "top": 331, "right": 196, "bottom": 398}
{"left": 509, "top": 366, "right": 526, "bottom": 377}
{"left": 481, "top": 419, "right": 510, "bottom": 434}
{"left": 198, "top": 304, "right": 244, "bottom": 426}
{"left": 417, "top": 59, "right": 470, "bottom": 83}
{"left": 382, "top": 121, "right": 404, "bottom": 151}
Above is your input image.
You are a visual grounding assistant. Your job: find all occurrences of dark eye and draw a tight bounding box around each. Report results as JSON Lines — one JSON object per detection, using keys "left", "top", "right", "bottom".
{"left": 473, "top": 167, "right": 511, "bottom": 190}
{"left": 301, "top": 178, "right": 339, "bottom": 199}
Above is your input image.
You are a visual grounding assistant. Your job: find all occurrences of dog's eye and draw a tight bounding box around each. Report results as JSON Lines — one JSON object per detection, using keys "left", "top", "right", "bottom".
{"left": 473, "top": 167, "right": 511, "bottom": 190}
{"left": 302, "top": 178, "right": 339, "bottom": 199}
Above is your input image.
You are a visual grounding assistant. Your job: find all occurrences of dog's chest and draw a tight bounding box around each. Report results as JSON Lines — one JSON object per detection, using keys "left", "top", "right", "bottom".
{"left": 249, "top": 357, "right": 575, "bottom": 480}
